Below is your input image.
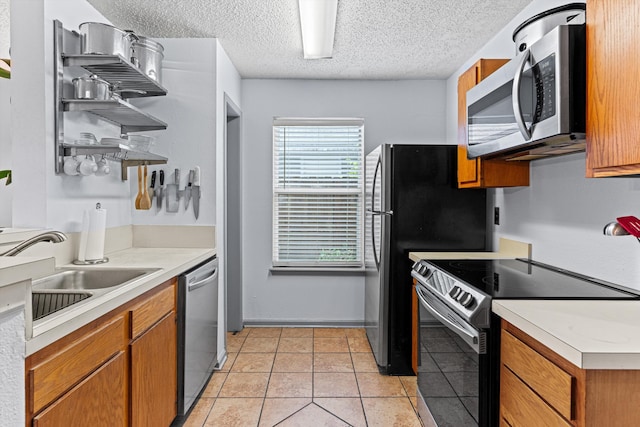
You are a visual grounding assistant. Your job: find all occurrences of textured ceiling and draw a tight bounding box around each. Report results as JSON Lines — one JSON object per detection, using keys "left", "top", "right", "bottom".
{"left": 87, "top": 0, "right": 532, "bottom": 79}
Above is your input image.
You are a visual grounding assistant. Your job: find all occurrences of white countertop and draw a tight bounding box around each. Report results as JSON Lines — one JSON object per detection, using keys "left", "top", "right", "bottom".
{"left": 493, "top": 300, "right": 640, "bottom": 370}
{"left": 409, "top": 237, "right": 532, "bottom": 262}
{"left": 0, "top": 257, "right": 56, "bottom": 315}
{"left": 26, "top": 247, "right": 215, "bottom": 355}
{"left": 0, "top": 257, "right": 56, "bottom": 289}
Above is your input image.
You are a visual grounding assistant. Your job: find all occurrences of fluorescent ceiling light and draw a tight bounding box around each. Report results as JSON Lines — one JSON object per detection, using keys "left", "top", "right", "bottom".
{"left": 298, "top": 0, "right": 338, "bottom": 59}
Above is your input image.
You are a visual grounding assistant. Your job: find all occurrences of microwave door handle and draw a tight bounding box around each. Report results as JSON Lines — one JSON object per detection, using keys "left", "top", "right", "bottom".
{"left": 512, "top": 49, "right": 532, "bottom": 140}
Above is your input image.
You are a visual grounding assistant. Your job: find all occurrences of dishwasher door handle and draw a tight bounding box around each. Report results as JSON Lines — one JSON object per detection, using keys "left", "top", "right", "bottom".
{"left": 188, "top": 267, "right": 218, "bottom": 292}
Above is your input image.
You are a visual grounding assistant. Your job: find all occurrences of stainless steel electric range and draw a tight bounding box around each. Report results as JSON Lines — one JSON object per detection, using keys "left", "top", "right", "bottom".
{"left": 411, "top": 258, "right": 640, "bottom": 427}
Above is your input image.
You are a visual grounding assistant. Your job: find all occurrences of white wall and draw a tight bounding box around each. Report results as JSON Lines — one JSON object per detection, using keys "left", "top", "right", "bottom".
{"left": 0, "top": 0, "right": 8, "bottom": 57}
{"left": 11, "top": 2, "right": 225, "bottom": 235}
{"left": 241, "top": 79, "right": 446, "bottom": 323}
{"left": 0, "top": 307, "right": 24, "bottom": 426}
{"left": 445, "top": 0, "right": 640, "bottom": 290}
{"left": 11, "top": 0, "right": 133, "bottom": 231}
{"left": 131, "top": 38, "right": 217, "bottom": 227}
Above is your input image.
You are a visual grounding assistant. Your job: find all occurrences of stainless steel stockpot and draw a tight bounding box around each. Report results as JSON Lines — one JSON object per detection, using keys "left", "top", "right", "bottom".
{"left": 78, "top": 22, "right": 138, "bottom": 62}
{"left": 131, "top": 37, "right": 164, "bottom": 83}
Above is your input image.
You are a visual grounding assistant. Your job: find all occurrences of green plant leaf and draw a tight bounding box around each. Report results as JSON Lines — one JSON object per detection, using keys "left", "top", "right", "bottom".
{"left": 0, "top": 170, "right": 12, "bottom": 185}
{"left": 0, "top": 59, "right": 10, "bottom": 79}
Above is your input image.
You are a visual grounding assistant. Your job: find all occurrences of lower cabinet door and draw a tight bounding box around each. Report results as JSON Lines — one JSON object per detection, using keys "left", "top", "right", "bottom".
{"left": 130, "top": 311, "right": 178, "bottom": 427}
{"left": 32, "top": 351, "right": 126, "bottom": 427}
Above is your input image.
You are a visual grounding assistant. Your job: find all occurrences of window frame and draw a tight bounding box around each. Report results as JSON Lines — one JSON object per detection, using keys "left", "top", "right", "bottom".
{"left": 271, "top": 117, "right": 365, "bottom": 270}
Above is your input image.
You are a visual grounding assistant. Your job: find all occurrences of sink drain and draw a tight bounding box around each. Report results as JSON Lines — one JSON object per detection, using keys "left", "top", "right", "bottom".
{"left": 32, "top": 292, "right": 91, "bottom": 321}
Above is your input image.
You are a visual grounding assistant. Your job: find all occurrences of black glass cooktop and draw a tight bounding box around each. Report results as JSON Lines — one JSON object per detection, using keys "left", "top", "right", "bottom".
{"left": 427, "top": 258, "right": 640, "bottom": 299}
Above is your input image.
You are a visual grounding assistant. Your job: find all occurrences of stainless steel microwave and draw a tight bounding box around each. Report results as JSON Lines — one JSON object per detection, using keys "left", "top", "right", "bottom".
{"left": 466, "top": 24, "right": 585, "bottom": 161}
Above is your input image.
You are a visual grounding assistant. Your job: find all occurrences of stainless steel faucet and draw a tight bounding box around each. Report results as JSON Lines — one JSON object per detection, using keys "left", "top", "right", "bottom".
{"left": 0, "top": 231, "right": 67, "bottom": 256}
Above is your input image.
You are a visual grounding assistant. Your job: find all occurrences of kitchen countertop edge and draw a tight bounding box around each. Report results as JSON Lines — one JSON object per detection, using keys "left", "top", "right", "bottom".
{"left": 26, "top": 247, "right": 216, "bottom": 356}
{"left": 493, "top": 299, "right": 640, "bottom": 370}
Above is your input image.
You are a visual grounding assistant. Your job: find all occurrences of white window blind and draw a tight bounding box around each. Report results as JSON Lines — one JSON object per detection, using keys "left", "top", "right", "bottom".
{"left": 273, "top": 118, "right": 364, "bottom": 268}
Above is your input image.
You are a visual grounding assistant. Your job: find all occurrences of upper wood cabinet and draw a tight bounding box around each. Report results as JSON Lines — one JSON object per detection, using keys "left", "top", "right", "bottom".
{"left": 457, "top": 59, "right": 530, "bottom": 188}
{"left": 585, "top": 0, "right": 640, "bottom": 177}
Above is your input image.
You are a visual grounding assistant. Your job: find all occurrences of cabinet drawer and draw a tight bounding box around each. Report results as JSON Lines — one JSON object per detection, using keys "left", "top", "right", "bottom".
{"left": 500, "top": 365, "right": 572, "bottom": 427}
{"left": 29, "top": 315, "right": 125, "bottom": 414}
{"left": 33, "top": 351, "right": 126, "bottom": 427}
{"left": 501, "top": 329, "right": 574, "bottom": 420}
{"left": 130, "top": 283, "right": 175, "bottom": 339}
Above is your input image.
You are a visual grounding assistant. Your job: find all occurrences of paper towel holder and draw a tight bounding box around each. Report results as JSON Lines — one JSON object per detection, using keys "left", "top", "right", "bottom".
{"left": 73, "top": 202, "right": 109, "bottom": 265}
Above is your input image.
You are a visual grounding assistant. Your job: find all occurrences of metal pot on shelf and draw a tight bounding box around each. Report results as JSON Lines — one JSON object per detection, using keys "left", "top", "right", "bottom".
{"left": 78, "top": 22, "right": 138, "bottom": 63}
{"left": 72, "top": 74, "right": 110, "bottom": 100}
{"left": 131, "top": 37, "right": 164, "bottom": 83}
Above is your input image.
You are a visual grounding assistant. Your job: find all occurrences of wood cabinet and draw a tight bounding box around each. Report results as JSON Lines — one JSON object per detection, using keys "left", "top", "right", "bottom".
{"left": 32, "top": 352, "right": 126, "bottom": 427}
{"left": 501, "top": 320, "right": 640, "bottom": 426}
{"left": 130, "top": 286, "right": 177, "bottom": 427}
{"left": 26, "top": 278, "right": 178, "bottom": 427}
{"left": 457, "top": 59, "right": 530, "bottom": 188}
{"left": 585, "top": 0, "right": 640, "bottom": 177}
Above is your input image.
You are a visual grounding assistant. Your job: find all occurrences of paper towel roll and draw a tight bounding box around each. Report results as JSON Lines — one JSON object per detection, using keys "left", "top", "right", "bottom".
{"left": 77, "top": 210, "right": 90, "bottom": 261}
{"left": 84, "top": 207, "right": 106, "bottom": 261}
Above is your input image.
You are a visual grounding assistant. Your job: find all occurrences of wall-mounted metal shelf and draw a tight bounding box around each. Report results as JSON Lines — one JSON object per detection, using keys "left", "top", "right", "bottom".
{"left": 105, "top": 146, "right": 168, "bottom": 180}
{"left": 62, "top": 99, "right": 167, "bottom": 133}
{"left": 61, "top": 143, "right": 168, "bottom": 180}
{"left": 53, "top": 19, "right": 169, "bottom": 180}
{"left": 62, "top": 54, "right": 167, "bottom": 97}
{"left": 60, "top": 143, "right": 121, "bottom": 157}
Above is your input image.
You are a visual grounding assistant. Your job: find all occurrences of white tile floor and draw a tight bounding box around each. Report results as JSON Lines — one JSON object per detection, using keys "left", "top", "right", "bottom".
{"left": 182, "top": 327, "right": 423, "bottom": 427}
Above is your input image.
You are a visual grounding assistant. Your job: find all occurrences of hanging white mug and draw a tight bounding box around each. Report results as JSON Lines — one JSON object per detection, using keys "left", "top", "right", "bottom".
{"left": 63, "top": 156, "right": 80, "bottom": 176}
{"left": 78, "top": 155, "right": 98, "bottom": 176}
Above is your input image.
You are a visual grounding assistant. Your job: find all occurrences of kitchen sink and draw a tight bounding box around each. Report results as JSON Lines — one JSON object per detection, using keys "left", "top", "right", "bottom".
{"left": 31, "top": 267, "right": 159, "bottom": 321}
{"left": 31, "top": 268, "right": 156, "bottom": 291}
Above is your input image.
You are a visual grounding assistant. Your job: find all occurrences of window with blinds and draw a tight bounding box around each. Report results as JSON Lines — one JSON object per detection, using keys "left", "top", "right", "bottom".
{"left": 272, "top": 118, "right": 364, "bottom": 268}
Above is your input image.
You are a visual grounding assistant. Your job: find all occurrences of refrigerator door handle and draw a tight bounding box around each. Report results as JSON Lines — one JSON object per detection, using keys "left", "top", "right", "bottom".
{"left": 367, "top": 209, "right": 393, "bottom": 216}
{"left": 372, "top": 214, "right": 380, "bottom": 269}
{"left": 371, "top": 154, "right": 381, "bottom": 211}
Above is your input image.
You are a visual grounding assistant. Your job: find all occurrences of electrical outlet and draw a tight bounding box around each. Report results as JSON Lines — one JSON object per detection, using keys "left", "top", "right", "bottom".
{"left": 494, "top": 207, "right": 500, "bottom": 225}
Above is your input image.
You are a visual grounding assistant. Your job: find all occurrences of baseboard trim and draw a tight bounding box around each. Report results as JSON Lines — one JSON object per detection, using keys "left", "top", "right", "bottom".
{"left": 243, "top": 320, "right": 365, "bottom": 328}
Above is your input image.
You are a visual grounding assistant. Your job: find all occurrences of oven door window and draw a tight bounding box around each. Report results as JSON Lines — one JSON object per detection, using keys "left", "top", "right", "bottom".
{"left": 417, "top": 288, "right": 483, "bottom": 426}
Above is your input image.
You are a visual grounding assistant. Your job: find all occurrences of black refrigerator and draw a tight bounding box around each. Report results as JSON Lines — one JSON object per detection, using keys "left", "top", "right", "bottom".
{"left": 364, "top": 144, "right": 487, "bottom": 375}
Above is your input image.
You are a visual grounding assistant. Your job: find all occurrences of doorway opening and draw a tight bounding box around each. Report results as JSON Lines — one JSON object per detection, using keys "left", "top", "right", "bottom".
{"left": 224, "top": 95, "right": 243, "bottom": 332}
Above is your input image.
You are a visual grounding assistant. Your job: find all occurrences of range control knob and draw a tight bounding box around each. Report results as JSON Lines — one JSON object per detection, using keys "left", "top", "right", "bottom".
{"left": 419, "top": 264, "right": 430, "bottom": 276}
{"left": 459, "top": 292, "right": 475, "bottom": 308}
{"left": 449, "top": 286, "right": 462, "bottom": 299}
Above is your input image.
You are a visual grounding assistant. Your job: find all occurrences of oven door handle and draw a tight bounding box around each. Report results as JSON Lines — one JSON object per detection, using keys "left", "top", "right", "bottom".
{"left": 415, "top": 285, "right": 484, "bottom": 354}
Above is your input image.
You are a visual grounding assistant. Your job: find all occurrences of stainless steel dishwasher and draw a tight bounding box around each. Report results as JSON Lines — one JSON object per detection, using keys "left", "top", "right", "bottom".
{"left": 176, "top": 256, "right": 218, "bottom": 417}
